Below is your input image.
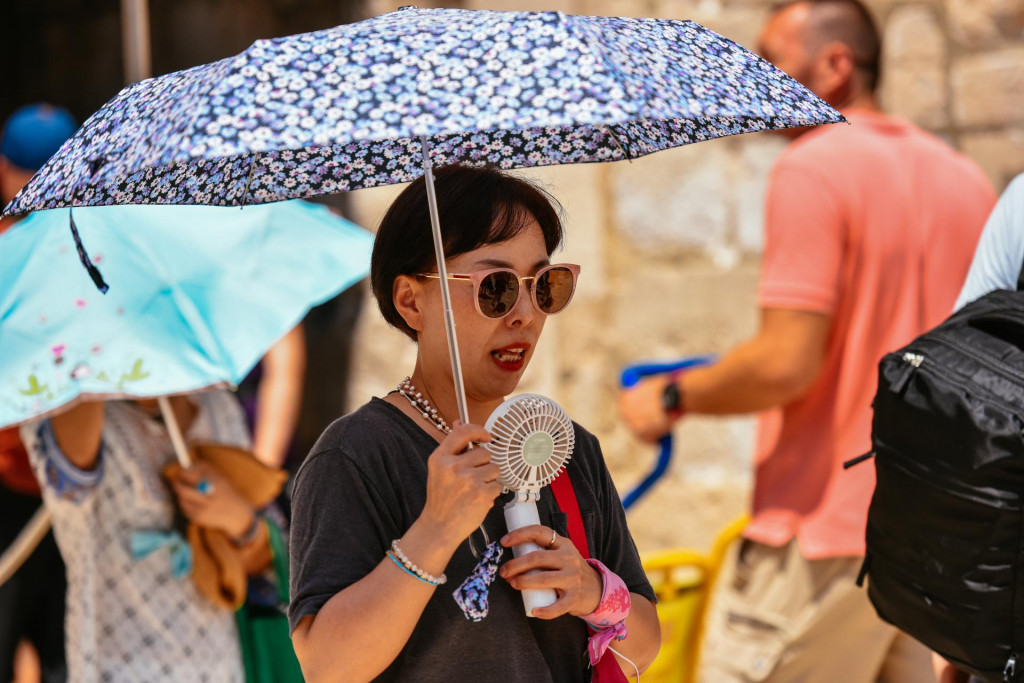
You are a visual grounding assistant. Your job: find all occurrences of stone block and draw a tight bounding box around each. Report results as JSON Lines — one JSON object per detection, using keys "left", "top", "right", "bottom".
{"left": 575, "top": 0, "right": 658, "bottom": 18}
{"left": 605, "top": 257, "right": 760, "bottom": 361}
{"left": 610, "top": 138, "right": 732, "bottom": 253}
{"left": 464, "top": 0, "right": 571, "bottom": 10}
{"left": 652, "top": 0, "right": 769, "bottom": 51}
{"left": 952, "top": 48, "right": 1024, "bottom": 128}
{"left": 515, "top": 164, "right": 608, "bottom": 303}
{"left": 881, "top": 65, "right": 949, "bottom": 130}
{"left": 731, "top": 135, "right": 786, "bottom": 253}
{"left": 961, "top": 128, "right": 1024, "bottom": 193}
{"left": 946, "top": 0, "right": 1024, "bottom": 49}
{"left": 362, "top": 0, "right": 458, "bottom": 17}
{"left": 879, "top": 5, "right": 949, "bottom": 129}
{"left": 625, "top": 481, "right": 750, "bottom": 553}
{"left": 884, "top": 5, "right": 945, "bottom": 64}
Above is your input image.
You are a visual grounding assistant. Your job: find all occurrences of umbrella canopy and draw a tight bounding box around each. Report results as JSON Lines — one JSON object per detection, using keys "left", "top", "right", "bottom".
{"left": 4, "top": 7, "right": 842, "bottom": 215}
{"left": 0, "top": 200, "right": 371, "bottom": 429}
{"left": 1, "top": 6, "right": 843, "bottom": 426}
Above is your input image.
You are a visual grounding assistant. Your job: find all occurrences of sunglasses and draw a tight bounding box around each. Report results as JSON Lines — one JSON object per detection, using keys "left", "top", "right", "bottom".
{"left": 419, "top": 264, "right": 581, "bottom": 319}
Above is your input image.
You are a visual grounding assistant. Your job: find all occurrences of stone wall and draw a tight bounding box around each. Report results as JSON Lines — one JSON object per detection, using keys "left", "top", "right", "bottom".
{"left": 350, "top": 0, "right": 1024, "bottom": 554}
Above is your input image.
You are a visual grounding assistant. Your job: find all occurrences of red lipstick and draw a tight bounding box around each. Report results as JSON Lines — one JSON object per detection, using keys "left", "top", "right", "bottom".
{"left": 490, "top": 343, "right": 531, "bottom": 373}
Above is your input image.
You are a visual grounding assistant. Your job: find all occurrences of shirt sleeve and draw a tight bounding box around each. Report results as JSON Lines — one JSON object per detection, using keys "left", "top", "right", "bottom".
{"left": 19, "top": 420, "right": 104, "bottom": 504}
{"left": 954, "top": 175, "right": 1024, "bottom": 311}
{"left": 758, "top": 163, "right": 844, "bottom": 315}
{"left": 585, "top": 433, "right": 657, "bottom": 605}
{"left": 288, "top": 447, "right": 401, "bottom": 633}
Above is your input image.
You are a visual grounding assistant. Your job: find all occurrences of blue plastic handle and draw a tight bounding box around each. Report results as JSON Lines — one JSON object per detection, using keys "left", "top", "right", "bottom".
{"left": 619, "top": 355, "right": 715, "bottom": 510}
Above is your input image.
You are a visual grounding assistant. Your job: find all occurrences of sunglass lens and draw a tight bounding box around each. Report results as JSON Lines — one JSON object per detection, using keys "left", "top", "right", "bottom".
{"left": 478, "top": 270, "right": 519, "bottom": 318}
{"left": 536, "top": 267, "right": 575, "bottom": 314}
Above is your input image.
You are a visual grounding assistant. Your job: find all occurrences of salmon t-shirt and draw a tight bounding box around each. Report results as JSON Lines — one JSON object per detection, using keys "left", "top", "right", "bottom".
{"left": 747, "top": 110, "right": 996, "bottom": 559}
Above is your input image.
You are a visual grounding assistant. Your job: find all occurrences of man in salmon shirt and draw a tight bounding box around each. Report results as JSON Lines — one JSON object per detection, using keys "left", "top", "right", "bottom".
{"left": 1, "top": 103, "right": 77, "bottom": 683}
{"left": 618, "top": 1, "right": 997, "bottom": 681}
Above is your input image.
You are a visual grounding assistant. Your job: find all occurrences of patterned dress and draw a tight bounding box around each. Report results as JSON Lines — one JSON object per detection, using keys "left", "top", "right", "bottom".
{"left": 20, "top": 391, "right": 247, "bottom": 683}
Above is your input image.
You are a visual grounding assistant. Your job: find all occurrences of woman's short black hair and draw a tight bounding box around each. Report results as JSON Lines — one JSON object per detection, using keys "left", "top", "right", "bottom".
{"left": 371, "top": 164, "right": 564, "bottom": 341}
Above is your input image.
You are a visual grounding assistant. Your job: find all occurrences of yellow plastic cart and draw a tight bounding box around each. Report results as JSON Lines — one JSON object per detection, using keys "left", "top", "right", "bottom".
{"left": 640, "top": 516, "right": 749, "bottom": 683}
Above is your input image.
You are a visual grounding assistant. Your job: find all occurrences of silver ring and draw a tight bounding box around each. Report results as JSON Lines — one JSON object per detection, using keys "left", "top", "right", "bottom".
{"left": 196, "top": 478, "right": 215, "bottom": 496}
{"left": 545, "top": 528, "right": 557, "bottom": 549}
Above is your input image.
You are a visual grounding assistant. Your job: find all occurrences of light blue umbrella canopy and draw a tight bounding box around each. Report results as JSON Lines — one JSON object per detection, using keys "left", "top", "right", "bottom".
{"left": 0, "top": 201, "right": 371, "bottom": 429}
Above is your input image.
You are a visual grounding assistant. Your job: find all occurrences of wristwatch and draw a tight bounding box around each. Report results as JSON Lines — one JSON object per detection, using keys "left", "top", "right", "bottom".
{"left": 661, "top": 375, "right": 685, "bottom": 418}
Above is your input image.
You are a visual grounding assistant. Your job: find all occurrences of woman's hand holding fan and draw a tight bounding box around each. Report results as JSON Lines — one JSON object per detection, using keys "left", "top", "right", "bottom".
{"left": 498, "top": 525, "right": 603, "bottom": 619}
{"left": 419, "top": 422, "right": 502, "bottom": 546}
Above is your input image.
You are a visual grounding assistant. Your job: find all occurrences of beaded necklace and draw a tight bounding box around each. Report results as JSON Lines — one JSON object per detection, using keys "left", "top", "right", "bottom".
{"left": 397, "top": 377, "right": 451, "bottom": 434}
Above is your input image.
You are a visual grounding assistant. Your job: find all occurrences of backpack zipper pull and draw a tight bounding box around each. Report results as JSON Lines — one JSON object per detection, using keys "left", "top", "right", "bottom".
{"left": 892, "top": 352, "right": 924, "bottom": 394}
{"left": 1005, "top": 653, "right": 1018, "bottom": 682}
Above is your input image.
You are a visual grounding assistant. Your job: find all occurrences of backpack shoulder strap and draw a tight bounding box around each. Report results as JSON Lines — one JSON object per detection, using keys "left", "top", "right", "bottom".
{"left": 549, "top": 470, "right": 590, "bottom": 559}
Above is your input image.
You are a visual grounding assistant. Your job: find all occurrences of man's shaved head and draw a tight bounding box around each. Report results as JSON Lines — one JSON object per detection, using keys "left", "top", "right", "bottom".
{"left": 774, "top": 0, "right": 882, "bottom": 92}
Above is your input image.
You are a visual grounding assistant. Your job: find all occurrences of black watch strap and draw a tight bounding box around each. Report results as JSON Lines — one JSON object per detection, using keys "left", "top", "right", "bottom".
{"left": 662, "top": 378, "right": 683, "bottom": 414}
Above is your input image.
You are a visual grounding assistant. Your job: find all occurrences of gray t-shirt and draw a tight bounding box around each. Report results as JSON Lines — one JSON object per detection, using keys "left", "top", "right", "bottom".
{"left": 289, "top": 398, "right": 655, "bottom": 682}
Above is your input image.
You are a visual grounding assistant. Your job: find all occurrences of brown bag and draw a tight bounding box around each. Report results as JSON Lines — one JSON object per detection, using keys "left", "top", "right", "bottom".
{"left": 163, "top": 442, "right": 287, "bottom": 610}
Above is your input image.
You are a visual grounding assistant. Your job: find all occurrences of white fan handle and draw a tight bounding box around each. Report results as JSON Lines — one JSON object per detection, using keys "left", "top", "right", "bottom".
{"left": 504, "top": 499, "right": 558, "bottom": 617}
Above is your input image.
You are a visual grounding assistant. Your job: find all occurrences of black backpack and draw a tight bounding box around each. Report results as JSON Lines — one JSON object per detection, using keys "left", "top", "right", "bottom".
{"left": 855, "top": 285, "right": 1024, "bottom": 683}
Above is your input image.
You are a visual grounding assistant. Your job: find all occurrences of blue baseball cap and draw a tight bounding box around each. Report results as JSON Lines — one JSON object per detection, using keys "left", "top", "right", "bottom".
{"left": 0, "top": 104, "right": 78, "bottom": 172}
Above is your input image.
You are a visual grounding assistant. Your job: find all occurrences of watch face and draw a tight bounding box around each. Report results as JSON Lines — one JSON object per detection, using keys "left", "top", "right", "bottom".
{"left": 662, "top": 381, "right": 681, "bottom": 412}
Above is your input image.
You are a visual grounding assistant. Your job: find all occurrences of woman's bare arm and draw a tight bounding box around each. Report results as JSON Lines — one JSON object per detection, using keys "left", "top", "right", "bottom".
{"left": 253, "top": 325, "right": 306, "bottom": 468}
{"left": 612, "top": 595, "right": 661, "bottom": 677}
{"left": 50, "top": 402, "right": 105, "bottom": 470}
{"left": 291, "top": 516, "right": 462, "bottom": 682}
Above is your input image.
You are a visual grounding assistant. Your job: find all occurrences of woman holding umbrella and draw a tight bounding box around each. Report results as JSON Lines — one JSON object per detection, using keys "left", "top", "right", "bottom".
{"left": 20, "top": 391, "right": 279, "bottom": 682}
{"left": 289, "top": 165, "right": 661, "bottom": 682}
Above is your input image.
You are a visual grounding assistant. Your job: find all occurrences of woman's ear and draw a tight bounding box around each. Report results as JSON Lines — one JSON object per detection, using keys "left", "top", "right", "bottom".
{"left": 393, "top": 275, "right": 424, "bottom": 335}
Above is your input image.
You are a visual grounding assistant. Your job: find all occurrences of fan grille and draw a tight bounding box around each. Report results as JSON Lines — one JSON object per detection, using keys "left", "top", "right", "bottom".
{"left": 484, "top": 394, "right": 575, "bottom": 494}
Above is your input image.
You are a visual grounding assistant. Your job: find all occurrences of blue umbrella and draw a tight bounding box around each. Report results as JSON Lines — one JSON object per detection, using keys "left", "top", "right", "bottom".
{"left": 2, "top": 6, "right": 843, "bottom": 424}
{"left": 0, "top": 201, "right": 371, "bottom": 430}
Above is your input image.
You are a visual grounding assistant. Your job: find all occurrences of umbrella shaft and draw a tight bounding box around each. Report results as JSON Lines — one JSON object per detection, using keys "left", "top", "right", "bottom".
{"left": 421, "top": 136, "right": 470, "bottom": 425}
{"left": 158, "top": 395, "right": 194, "bottom": 468}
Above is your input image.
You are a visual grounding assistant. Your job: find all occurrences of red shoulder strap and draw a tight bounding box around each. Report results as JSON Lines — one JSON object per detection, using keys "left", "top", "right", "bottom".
{"left": 550, "top": 469, "right": 590, "bottom": 558}
{"left": 550, "top": 470, "right": 629, "bottom": 683}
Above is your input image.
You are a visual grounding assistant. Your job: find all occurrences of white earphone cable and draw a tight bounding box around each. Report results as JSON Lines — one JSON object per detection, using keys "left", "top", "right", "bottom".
{"left": 608, "top": 645, "right": 641, "bottom": 681}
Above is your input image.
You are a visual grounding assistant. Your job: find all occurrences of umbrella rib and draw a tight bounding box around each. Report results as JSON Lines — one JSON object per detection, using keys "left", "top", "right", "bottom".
{"left": 558, "top": 12, "right": 654, "bottom": 131}
{"left": 240, "top": 154, "right": 259, "bottom": 208}
{"left": 601, "top": 125, "right": 632, "bottom": 162}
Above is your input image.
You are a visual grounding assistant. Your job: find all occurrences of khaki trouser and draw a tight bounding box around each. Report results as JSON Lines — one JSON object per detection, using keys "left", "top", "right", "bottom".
{"left": 698, "top": 539, "right": 936, "bottom": 683}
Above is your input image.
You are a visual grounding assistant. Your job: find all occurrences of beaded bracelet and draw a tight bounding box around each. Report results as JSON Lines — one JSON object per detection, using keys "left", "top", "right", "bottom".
{"left": 389, "top": 540, "right": 447, "bottom": 586}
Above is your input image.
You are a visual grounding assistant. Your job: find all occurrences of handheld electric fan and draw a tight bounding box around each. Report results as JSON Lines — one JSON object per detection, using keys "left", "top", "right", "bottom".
{"left": 484, "top": 394, "right": 575, "bottom": 617}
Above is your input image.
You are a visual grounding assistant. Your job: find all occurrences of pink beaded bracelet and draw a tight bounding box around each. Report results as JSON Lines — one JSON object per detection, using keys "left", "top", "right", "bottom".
{"left": 580, "top": 558, "right": 631, "bottom": 665}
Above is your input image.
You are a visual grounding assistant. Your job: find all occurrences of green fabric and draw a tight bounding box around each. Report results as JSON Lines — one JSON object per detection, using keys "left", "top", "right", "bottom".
{"left": 235, "top": 519, "right": 305, "bottom": 683}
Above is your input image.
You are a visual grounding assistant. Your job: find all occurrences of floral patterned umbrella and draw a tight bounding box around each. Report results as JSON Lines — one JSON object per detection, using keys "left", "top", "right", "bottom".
{"left": 2, "top": 6, "right": 843, "bottom": 422}
{"left": 4, "top": 7, "right": 841, "bottom": 214}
